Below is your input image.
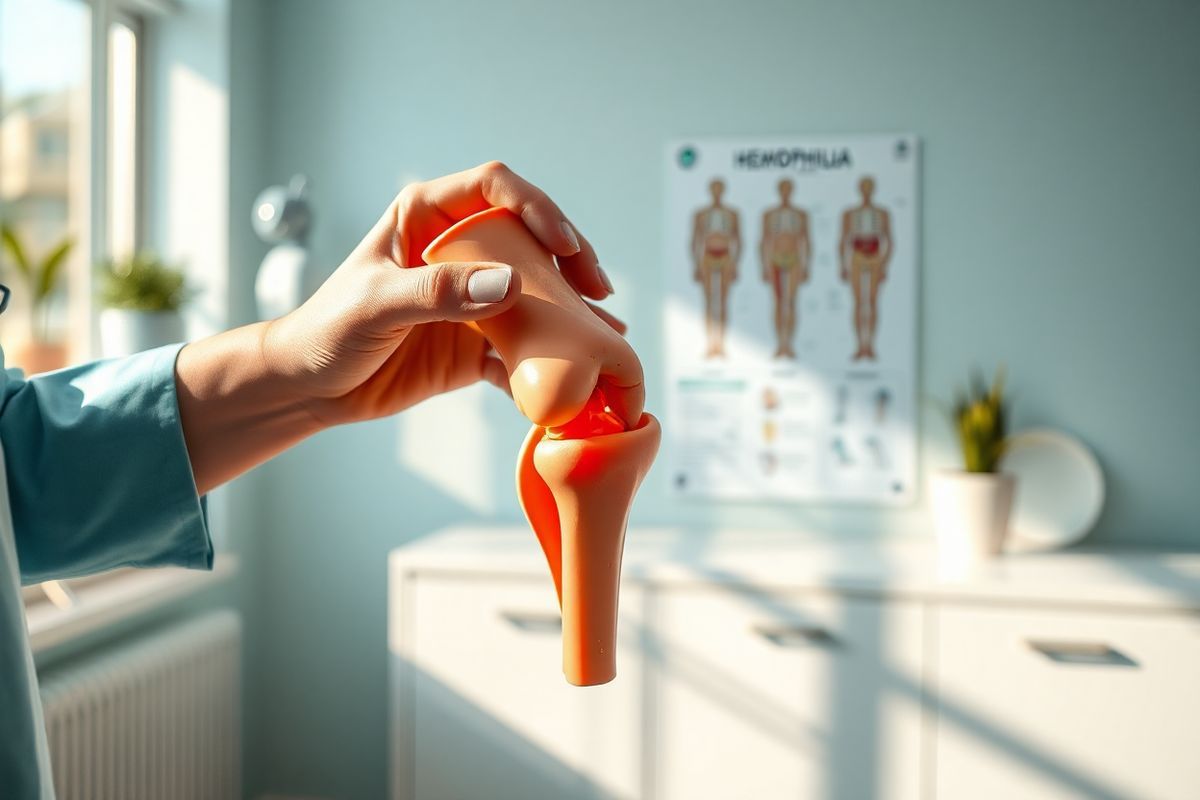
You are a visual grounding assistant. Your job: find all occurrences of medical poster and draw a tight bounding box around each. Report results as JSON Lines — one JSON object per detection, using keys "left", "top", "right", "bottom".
{"left": 663, "top": 134, "right": 919, "bottom": 504}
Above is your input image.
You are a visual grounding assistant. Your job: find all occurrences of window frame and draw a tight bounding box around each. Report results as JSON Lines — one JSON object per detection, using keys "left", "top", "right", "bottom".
{"left": 21, "top": 0, "right": 195, "bottom": 634}
{"left": 108, "top": 7, "right": 146, "bottom": 263}
{"left": 79, "top": 0, "right": 149, "bottom": 356}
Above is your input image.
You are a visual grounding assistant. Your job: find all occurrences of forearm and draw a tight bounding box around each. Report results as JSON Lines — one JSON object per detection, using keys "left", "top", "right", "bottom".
{"left": 176, "top": 322, "right": 325, "bottom": 494}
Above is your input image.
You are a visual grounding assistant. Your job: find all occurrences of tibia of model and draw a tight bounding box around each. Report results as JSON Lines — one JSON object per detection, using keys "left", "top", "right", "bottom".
{"left": 522, "top": 409, "right": 660, "bottom": 685}
{"left": 422, "top": 208, "right": 660, "bottom": 686}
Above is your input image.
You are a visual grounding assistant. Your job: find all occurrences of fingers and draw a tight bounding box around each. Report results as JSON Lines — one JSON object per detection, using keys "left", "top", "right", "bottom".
{"left": 419, "top": 161, "right": 579, "bottom": 256}
{"left": 557, "top": 236, "right": 611, "bottom": 301}
{"left": 415, "top": 161, "right": 614, "bottom": 300}
{"left": 380, "top": 260, "right": 522, "bottom": 327}
{"left": 585, "top": 301, "right": 627, "bottom": 335}
{"left": 481, "top": 355, "right": 512, "bottom": 397}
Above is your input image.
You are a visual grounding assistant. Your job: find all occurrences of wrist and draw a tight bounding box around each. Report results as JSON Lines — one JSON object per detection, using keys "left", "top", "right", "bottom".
{"left": 176, "top": 323, "right": 325, "bottom": 492}
{"left": 259, "top": 314, "right": 346, "bottom": 429}
{"left": 251, "top": 320, "right": 327, "bottom": 428}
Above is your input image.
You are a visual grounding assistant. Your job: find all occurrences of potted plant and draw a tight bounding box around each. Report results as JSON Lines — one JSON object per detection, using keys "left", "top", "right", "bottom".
{"left": 97, "top": 253, "right": 190, "bottom": 357}
{"left": 931, "top": 368, "right": 1015, "bottom": 570}
{"left": 0, "top": 223, "right": 74, "bottom": 373}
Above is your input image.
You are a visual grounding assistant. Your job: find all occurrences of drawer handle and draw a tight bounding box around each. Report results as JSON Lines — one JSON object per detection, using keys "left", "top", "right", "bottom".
{"left": 500, "top": 610, "right": 562, "bottom": 634}
{"left": 1026, "top": 639, "right": 1138, "bottom": 667}
{"left": 753, "top": 623, "right": 836, "bottom": 648}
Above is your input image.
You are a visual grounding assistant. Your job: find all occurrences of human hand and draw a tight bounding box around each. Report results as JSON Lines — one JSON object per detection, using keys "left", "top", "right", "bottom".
{"left": 262, "top": 162, "right": 618, "bottom": 427}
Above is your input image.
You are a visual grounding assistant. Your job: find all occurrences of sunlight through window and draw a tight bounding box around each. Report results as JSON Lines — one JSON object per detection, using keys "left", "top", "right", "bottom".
{"left": 108, "top": 20, "right": 138, "bottom": 262}
{"left": 0, "top": 0, "right": 90, "bottom": 367}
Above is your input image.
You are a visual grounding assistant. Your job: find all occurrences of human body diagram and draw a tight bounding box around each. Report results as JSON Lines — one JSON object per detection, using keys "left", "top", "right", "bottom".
{"left": 691, "top": 179, "right": 741, "bottom": 359}
{"left": 759, "top": 179, "right": 811, "bottom": 359}
{"left": 839, "top": 176, "right": 892, "bottom": 361}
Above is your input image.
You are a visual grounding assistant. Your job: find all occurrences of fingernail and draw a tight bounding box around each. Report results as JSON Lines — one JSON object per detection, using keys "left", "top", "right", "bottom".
{"left": 467, "top": 267, "right": 512, "bottom": 303}
{"left": 560, "top": 220, "right": 580, "bottom": 253}
{"left": 598, "top": 266, "right": 615, "bottom": 294}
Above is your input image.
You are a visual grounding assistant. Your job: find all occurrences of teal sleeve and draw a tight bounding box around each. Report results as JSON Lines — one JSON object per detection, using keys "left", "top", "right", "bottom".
{"left": 0, "top": 343, "right": 212, "bottom": 584}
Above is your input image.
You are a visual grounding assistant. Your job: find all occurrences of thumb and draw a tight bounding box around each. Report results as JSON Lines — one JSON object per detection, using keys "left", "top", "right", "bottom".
{"left": 384, "top": 260, "right": 520, "bottom": 325}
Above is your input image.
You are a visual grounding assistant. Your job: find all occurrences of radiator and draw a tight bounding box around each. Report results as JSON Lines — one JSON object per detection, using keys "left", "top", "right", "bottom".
{"left": 38, "top": 610, "right": 242, "bottom": 800}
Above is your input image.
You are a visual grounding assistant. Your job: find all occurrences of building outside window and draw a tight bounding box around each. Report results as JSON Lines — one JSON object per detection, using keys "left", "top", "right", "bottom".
{"left": 3, "top": 0, "right": 159, "bottom": 614}
{"left": 0, "top": 0, "right": 141, "bottom": 370}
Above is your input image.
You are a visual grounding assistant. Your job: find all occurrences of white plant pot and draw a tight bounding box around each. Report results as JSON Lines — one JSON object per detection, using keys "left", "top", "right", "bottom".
{"left": 930, "top": 470, "right": 1016, "bottom": 576}
{"left": 99, "top": 309, "right": 185, "bottom": 358}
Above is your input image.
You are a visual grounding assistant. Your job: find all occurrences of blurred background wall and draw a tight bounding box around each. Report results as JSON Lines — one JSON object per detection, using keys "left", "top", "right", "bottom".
{"left": 228, "top": 1, "right": 1200, "bottom": 797}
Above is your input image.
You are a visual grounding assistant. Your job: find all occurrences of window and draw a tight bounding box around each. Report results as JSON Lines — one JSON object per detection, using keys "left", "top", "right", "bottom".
{"left": 108, "top": 16, "right": 139, "bottom": 262}
{"left": 36, "top": 130, "right": 69, "bottom": 161}
{"left": 4, "top": 0, "right": 197, "bottom": 640}
{"left": 0, "top": 0, "right": 143, "bottom": 369}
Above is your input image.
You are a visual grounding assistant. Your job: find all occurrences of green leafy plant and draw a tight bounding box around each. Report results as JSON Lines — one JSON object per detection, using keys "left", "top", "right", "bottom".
{"left": 98, "top": 252, "right": 190, "bottom": 312}
{"left": 950, "top": 367, "right": 1010, "bottom": 473}
{"left": 0, "top": 222, "right": 74, "bottom": 341}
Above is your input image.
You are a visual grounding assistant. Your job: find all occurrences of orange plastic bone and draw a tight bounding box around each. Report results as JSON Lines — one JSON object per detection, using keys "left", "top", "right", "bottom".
{"left": 422, "top": 208, "right": 660, "bottom": 686}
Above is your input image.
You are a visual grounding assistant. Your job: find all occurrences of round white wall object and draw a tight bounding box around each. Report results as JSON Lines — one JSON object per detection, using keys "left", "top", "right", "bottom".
{"left": 1001, "top": 428, "right": 1105, "bottom": 551}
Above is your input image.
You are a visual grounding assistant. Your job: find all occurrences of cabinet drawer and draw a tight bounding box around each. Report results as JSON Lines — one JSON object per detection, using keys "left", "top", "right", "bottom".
{"left": 654, "top": 587, "right": 924, "bottom": 800}
{"left": 398, "top": 573, "right": 644, "bottom": 800}
{"left": 934, "top": 605, "right": 1200, "bottom": 800}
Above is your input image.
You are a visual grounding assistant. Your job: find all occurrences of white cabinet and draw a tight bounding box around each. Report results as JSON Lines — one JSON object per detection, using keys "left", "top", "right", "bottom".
{"left": 934, "top": 605, "right": 1200, "bottom": 800}
{"left": 392, "top": 573, "right": 645, "bottom": 800}
{"left": 390, "top": 530, "right": 1200, "bottom": 800}
{"left": 653, "top": 588, "right": 925, "bottom": 800}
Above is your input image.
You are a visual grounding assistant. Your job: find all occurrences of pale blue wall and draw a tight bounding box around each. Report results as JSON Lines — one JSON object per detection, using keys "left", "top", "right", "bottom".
{"left": 236, "top": 1, "right": 1200, "bottom": 796}
{"left": 145, "top": 3, "right": 272, "bottom": 797}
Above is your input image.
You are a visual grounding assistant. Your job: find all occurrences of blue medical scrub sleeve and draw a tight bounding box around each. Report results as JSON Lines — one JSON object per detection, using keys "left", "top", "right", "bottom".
{"left": 2, "top": 343, "right": 211, "bottom": 581}
{"left": 0, "top": 343, "right": 212, "bottom": 799}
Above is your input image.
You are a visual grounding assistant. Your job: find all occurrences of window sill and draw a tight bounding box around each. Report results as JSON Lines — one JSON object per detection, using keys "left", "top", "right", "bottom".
{"left": 26, "top": 554, "right": 239, "bottom": 654}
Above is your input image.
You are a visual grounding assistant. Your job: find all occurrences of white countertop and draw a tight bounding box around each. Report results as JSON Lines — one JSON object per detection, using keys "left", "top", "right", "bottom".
{"left": 391, "top": 526, "right": 1200, "bottom": 613}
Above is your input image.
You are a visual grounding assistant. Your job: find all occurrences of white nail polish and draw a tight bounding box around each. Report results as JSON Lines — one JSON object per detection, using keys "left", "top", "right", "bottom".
{"left": 561, "top": 221, "right": 581, "bottom": 253}
{"left": 598, "top": 266, "right": 615, "bottom": 294}
{"left": 468, "top": 267, "right": 512, "bottom": 304}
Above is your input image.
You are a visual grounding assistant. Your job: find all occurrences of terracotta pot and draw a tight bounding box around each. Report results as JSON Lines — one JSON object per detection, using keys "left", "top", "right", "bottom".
{"left": 9, "top": 340, "right": 68, "bottom": 375}
{"left": 423, "top": 208, "right": 659, "bottom": 686}
{"left": 931, "top": 470, "right": 1016, "bottom": 575}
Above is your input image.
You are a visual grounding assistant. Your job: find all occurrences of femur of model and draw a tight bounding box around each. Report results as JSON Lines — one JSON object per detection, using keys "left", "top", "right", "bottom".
{"left": 423, "top": 208, "right": 660, "bottom": 686}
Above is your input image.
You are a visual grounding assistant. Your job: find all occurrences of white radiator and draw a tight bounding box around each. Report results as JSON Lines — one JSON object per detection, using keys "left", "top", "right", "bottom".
{"left": 38, "top": 610, "right": 242, "bottom": 800}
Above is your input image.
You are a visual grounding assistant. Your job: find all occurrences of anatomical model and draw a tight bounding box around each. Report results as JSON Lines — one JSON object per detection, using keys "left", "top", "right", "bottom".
{"left": 690, "top": 178, "right": 741, "bottom": 358}
{"left": 759, "top": 178, "right": 811, "bottom": 359}
{"left": 839, "top": 176, "right": 892, "bottom": 361}
{"left": 422, "top": 208, "right": 660, "bottom": 686}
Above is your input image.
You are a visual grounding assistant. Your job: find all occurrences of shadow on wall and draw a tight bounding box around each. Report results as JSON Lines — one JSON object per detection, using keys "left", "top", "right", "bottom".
{"left": 396, "top": 383, "right": 524, "bottom": 517}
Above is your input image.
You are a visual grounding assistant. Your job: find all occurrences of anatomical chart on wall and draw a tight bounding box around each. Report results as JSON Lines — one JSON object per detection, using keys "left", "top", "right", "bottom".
{"left": 663, "top": 134, "right": 919, "bottom": 504}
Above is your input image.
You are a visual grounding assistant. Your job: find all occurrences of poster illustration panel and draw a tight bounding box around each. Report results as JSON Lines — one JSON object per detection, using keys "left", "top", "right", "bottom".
{"left": 664, "top": 134, "right": 919, "bottom": 504}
